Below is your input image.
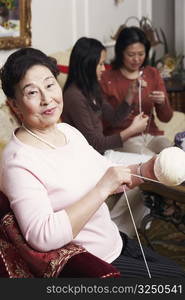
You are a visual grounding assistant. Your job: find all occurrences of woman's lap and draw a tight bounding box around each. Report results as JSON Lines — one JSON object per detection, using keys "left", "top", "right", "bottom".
{"left": 112, "top": 233, "right": 185, "bottom": 278}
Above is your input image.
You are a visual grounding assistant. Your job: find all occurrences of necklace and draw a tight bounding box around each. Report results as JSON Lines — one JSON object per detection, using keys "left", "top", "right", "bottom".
{"left": 22, "top": 124, "right": 57, "bottom": 149}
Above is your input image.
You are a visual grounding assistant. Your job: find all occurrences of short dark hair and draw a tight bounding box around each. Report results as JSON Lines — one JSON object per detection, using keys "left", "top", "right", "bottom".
{"left": 0, "top": 47, "right": 60, "bottom": 99}
{"left": 63, "top": 37, "right": 105, "bottom": 111}
{"left": 111, "top": 26, "right": 151, "bottom": 69}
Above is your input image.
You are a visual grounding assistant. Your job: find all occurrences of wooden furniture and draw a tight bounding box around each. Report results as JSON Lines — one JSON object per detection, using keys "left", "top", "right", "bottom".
{"left": 139, "top": 182, "right": 185, "bottom": 248}
{"left": 165, "top": 77, "right": 185, "bottom": 113}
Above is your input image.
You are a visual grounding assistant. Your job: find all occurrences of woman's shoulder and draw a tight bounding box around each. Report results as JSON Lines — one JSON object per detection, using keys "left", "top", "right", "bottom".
{"left": 1, "top": 136, "right": 37, "bottom": 171}
{"left": 101, "top": 68, "right": 120, "bottom": 80}
{"left": 101, "top": 69, "right": 121, "bottom": 89}
{"left": 64, "top": 84, "right": 83, "bottom": 97}
{"left": 144, "top": 65, "right": 161, "bottom": 77}
{"left": 63, "top": 84, "right": 87, "bottom": 103}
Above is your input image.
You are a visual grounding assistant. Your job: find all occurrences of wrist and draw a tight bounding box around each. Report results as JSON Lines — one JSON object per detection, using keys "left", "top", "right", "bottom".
{"left": 141, "top": 157, "right": 158, "bottom": 181}
{"left": 120, "top": 127, "right": 135, "bottom": 142}
{"left": 137, "top": 163, "right": 147, "bottom": 182}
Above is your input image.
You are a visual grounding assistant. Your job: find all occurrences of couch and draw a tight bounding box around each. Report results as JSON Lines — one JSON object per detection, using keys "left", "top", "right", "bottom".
{"left": 0, "top": 50, "right": 185, "bottom": 278}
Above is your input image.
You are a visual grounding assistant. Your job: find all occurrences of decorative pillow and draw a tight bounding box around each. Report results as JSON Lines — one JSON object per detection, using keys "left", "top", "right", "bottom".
{"left": 50, "top": 49, "right": 71, "bottom": 89}
{"left": 0, "top": 212, "right": 120, "bottom": 278}
{"left": 1, "top": 212, "right": 86, "bottom": 278}
{"left": 0, "top": 103, "right": 19, "bottom": 139}
{"left": 0, "top": 226, "right": 33, "bottom": 278}
{"left": 60, "top": 251, "right": 121, "bottom": 278}
{"left": 0, "top": 103, "right": 20, "bottom": 160}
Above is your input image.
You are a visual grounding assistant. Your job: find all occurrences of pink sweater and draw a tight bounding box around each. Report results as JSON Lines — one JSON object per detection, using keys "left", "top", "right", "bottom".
{"left": 0, "top": 123, "right": 122, "bottom": 263}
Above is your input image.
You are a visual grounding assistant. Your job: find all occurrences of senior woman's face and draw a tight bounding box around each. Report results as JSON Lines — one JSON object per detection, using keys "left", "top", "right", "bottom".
{"left": 11, "top": 65, "right": 63, "bottom": 129}
{"left": 122, "top": 42, "right": 146, "bottom": 72}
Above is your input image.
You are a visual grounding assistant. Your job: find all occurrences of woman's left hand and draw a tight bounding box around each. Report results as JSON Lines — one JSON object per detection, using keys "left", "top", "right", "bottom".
{"left": 149, "top": 91, "right": 165, "bottom": 105}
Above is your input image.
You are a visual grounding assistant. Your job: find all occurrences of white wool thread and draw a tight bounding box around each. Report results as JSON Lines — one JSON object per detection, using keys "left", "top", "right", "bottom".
{"left": 123, "top": 187, "right": 152, "bottom": 278}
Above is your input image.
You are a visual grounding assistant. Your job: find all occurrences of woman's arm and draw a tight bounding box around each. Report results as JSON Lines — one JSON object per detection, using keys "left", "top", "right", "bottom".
{"left": 101, "top": 93, "right": 132, "bottom": 126}
{"left": 2, "top": 154, "right": 132, "bottom": 249}
{"left": 151, "top": 68, "right": 173, "bottom": 122}
{"left": 65, "top": 165, "right": 132, "bottom": 237}
{"left": 101, "top": 79, "right": 140, "bottom": 126}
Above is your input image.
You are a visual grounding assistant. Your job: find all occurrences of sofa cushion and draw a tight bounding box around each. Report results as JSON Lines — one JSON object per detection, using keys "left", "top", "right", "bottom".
{"left": 50, "top": 50, "right": 71, "bottom": 89}
{"left": 0, "top": 211, "right": 120, "bottom": 278}
{"left": 155, "top": 111, "right": 185, "bottom": 142}
{"left": 0, "top": 103, "right": 19, "bottom": 159}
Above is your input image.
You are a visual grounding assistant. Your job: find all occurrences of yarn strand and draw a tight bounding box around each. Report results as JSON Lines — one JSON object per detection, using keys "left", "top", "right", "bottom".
{"left": 131, "top": 173, "right": 160, "bottom": 184}
{"left": 123, "top": 187, "right": 152, "bottom": 278}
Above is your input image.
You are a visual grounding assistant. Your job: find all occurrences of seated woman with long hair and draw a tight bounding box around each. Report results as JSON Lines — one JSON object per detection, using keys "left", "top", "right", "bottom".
{"left": 62, "top": 37, "right": 149, "bottom": 163}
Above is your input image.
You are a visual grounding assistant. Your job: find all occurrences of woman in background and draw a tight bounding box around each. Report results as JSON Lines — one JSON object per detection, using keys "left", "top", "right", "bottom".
{"left": 100, "top": 26, "right": 173, "bottom": 156}
{"left": 62, "top": 37, "right": 151, "bottom": 236}
{"left": 62, "top": 37, "right": 149, "bottom": 163}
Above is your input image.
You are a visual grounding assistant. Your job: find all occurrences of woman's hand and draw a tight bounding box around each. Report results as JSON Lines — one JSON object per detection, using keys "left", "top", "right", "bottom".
{"left": 129, "top": 112, "right": 149, "bottom": 134}
{"left": 128, "top": 156, "right": 157, "bottom": 188}
{"left": 149, "top": 91, "right": 165, "bottom": 105}
{"left": 96, "top": 166, "right": 132, "bottom": 197}
{"left": 120, "top": 112, "right": 149, "bottom": 142}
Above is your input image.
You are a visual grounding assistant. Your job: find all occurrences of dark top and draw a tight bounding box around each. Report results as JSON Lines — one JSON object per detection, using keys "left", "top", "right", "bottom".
{"left": 62, "top": 84, "right": 132, "bottom": 154}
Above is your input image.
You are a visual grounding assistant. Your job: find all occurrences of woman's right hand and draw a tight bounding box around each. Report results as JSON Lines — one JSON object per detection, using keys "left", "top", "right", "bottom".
{"left": 130, "top": 112, "right": 149, "bottom": 134}
{"left": 96, "top": 166, "right": 132, "bottom": 198}
{"left": 120, "top": 112, "right": 149, "bottom": 142}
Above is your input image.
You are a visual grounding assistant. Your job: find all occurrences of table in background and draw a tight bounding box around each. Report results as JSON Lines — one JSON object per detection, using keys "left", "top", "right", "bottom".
{"left": 139, "top": 182, "right": 185, "bottom": 248}
{"left": 164, "top": 77, "right": 185, "bottom": 113}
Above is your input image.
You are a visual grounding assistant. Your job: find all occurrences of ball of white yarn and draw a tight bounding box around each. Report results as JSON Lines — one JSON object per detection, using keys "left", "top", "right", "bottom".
{"left": 154, "top": 146, "right": 185, "bottom": 186}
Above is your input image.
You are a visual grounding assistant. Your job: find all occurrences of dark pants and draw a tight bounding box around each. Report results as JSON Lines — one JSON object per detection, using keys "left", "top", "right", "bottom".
{"left": 112, "top": 232, "right": 185, "bottom": 278}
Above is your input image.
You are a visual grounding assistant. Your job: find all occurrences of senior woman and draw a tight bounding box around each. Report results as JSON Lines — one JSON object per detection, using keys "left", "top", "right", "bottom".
{"left": 0, "top": 47, "right": 184, "bottom": 278}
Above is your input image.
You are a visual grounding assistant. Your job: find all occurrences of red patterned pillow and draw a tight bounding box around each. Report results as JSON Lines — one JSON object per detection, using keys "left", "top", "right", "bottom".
{"left": 0, "top": 226, "right": 33, "bottom": 278}
{"left": 0, "top": 191, "right": 10, "bottom": 219}
{"left": 60, "top": 251, "right": 120, "bottom": 278}
{"left": 0, "top": 213, "right": 86, "bottom": 277}
{"left": 0, "top": 212, "right": 120, "bottom": 278}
